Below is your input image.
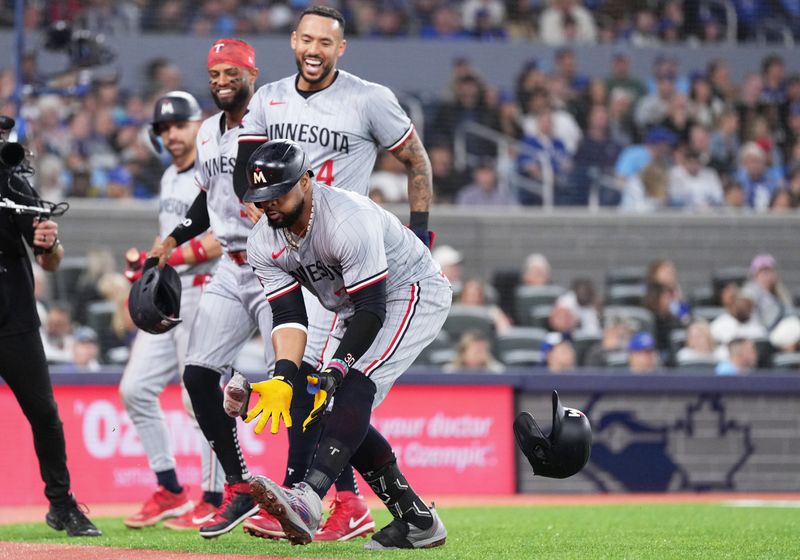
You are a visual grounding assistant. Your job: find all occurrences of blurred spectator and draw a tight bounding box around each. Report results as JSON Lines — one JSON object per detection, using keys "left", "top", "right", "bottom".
{"left": 75, "top": 0, "right": 140, "bottom": 35}
{"left": 628, "top": 8, "right": 661, "bottom": 47}
{"left": 455, "top": 160, "right": 516, "bottom": 206}
{"left": 710, "top": 283, "right": 768, "bottom": 344}
{"left": 143, "top": 57, "right": 182, "bottom": 98}
{"left": 541, "top": 332, "right": 576, "bottom": 372}
{"left": 628, "top": 331, "right": 659, "bottom": 373}
{"left": 643, "top": 259, "right": 689, "bottom": 362}
{"left": 769, "top": 315, "right": 800, "bottom": 352}
{"left": 606, "top": 52, "right": 646, "bottom": 102}
{"left": 369, "top": 152, "right": 408, "bottom": 203}
{"left": 556, "top": 277, "right": 601, "bottom": 336}
{"left": 42, "top": 303, "right": 74, "bottom": 364}
{"left": 583, "top": 316, "right": 634, "bottom": 367}
{"left": 432, "top": 245, "right": 464, "bottom": 296}
{"left": 707, "top": 60, "right": 737, "bottom": 105}
{"left": 676, "top": 319, "right": 722, "bottom": 363}
{"left": 615, "top": 126, "right": 677, "bottom": 181}
{"left": 462, "top": 0, "right": 506, "bottom": 32}
{"left": 743, "top": 254, "right": 794, "bottom": 331}
{"left": 688, "top": 72, "right": 723, "bottom": 128}
{"left": 429, "top": 144, "right": 470, "bottom": 204}
{"left": 735, "top": 142, "right": 783, "bottom": 211}
{"left": 566, "top": 104, "right": 622, "bottom": 206}
{"left": 69, "top": 326, "right": 101, "bottom": 372}
{"left": 420, "top": 4, "right": 468, "bottom": 39}
{"left": 539, "top": 0, "right": 597, "bottom": 44}
{"left": 723, "top": 179, "right": 747, "bottom": 208}
{"left": 515, "top": 60, "right": 547, "bottom": 113}
{"left": 547, "top": 301, "right": 579, "bottom": 336}
{"left": 505, "top": 0, "right": 537, "bottom": 40}
{"left": 443, "top": 330, "right": 505, "bottom": 373}
{"left": 522, "top": 253, "right": 551, "bottom": 286}
{"left": 521, "top": 88, "right": 583, "bottom": 155}
{"left": 668, "top": 148, "right": 724, "bottom": 210}
{"left": 736, "top": 73, "right": 767, "bottom": 140}
{"left": 620, "top": 159, "right": 670, "bottom": 212}
{"left": 518, "top": 106, "right": 573, "bottom": 204}
{"left": 97, "top": 272, "right": 136, "bottom": 363}
{"left": 709, "top": 109, "right": 741, "bottom": 176}
{"left": 635, "top": 62, "right": 678, "bottom": 131}
{"left": 552, "top": 48, "right": 590, "bottom": 101}
{"left": 458, "top": 277, "right": 513, "bottom": 334}
{"left": 607, "top": 87, "right": 637, "bottom": 147}
{"left": 430, "top": 74, "right": 497, "bottom": 156}
{"left": 760, "top": 54, "right": 786, "bottom": 106}
{"left": 715, "top": 337, "right": 756, "bottom": 375}
{"left": 495, "top": 90, "right": 523, "bottom": 139}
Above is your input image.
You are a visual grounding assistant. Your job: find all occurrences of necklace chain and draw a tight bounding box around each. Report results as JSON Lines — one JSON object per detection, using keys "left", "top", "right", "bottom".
{"left": 283, "top": 196, "right": 314, "bottom": 250}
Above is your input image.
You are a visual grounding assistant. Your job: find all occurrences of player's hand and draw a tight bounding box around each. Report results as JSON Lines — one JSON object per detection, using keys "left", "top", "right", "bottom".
{"left": 223, "top": 370, "right": 252, "bottom": 418}
{"left": 244, "top": 376, "right": 294, "bottom": 435}
{"left": 243, "top": 202, "right": 264, "bottom": 225}
{"left": 303, "top": 366, "right": 343, "bottom": 431}
{"left": 148, "top": 236, "right": 177, "bottom": 269}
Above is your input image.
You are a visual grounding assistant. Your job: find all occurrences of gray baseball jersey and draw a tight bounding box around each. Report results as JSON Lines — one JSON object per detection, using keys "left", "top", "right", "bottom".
{"left": 187, "top": 112, "right": 275, "bottom": 374}
{"left": 241, "top": 70, "right": 413, "bottom": 194}
{"left": 241, "top": 70, "right": 415, "bottom": 368}
{"left": 121, "top": 161, "right": 224, "bottom": 496}
{"left": 195, "top": 113, "right": 253, "bottom": 252}
{"left": 247, "top": 183, "right": 451, "bottom": 407}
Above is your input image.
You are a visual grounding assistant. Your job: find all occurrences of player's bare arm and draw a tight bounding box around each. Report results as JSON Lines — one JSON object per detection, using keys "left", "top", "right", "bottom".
{"left": 391, "top": 129, "right": 432, "bottom": 212}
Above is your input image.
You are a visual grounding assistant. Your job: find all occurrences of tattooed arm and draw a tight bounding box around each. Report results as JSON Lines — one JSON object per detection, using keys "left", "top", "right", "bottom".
{"left": 392, "top": 129, "right": 432, "bottom": 212}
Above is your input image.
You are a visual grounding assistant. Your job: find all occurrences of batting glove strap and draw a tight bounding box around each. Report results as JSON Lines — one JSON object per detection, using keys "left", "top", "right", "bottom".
{"left": 303, "top": 365, "right": 344, "bottom": 431}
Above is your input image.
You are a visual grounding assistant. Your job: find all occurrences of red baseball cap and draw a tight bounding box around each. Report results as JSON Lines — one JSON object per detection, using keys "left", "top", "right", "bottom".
{"left": 208, "top": 38, "right": 257, "bottom": 71}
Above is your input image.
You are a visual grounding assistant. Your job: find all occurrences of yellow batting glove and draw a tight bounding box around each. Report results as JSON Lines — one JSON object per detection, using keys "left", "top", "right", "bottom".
{"left": 244, "top": 376, "right": 293, "bottom": 435}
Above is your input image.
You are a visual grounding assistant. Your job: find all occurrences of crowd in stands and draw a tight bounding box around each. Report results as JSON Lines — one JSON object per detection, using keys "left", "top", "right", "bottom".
{"left": 1, "top": 5, "right": 800, "bottom": 212}
{"left": 7, "top": 1, "right": 800, "bottom": 45}
{"left": 425, "top": 246, "right": 800, "bottom": 375}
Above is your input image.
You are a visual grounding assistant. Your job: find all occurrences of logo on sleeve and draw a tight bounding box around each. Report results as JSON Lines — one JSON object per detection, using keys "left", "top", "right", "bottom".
{"left": 269, "top": 100, "right": 287, "bottom": 106}
{"left": 272, "top": 246, "right": 287, "bottom": 259}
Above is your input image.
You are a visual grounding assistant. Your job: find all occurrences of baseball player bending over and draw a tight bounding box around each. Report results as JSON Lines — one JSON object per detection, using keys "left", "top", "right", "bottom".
{"left": 120, "top": 91, "right": 226, "bottom": 530}
{"left": 232, "top": 6, "right": 435, "bottom": 541}
{"left": 231, "top": 139, "right": 451, "bottom": 549}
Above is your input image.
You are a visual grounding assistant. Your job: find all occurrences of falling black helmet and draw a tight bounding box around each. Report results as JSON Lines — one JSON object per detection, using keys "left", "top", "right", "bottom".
{"left": 127, "top": 257, "right": 183, "bottom": 335}
{"left": 514, "top": 390, "right": 592, "bottom": 479}
{"left": 243, "top": 139, "right": 313, "bottom": 203}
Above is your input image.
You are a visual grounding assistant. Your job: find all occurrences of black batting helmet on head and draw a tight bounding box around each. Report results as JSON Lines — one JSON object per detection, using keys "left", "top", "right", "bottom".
{"left": 128, "top": 257, "right": 183, "bottom": 335}
{"left": 149, "top": 91, "right": 203, "bottom": 151}
{"left": 514, "top": 390, "right": 592, "bottom": 479}
{"left": 243, "top": 139, "right": 314, "bottom": 203}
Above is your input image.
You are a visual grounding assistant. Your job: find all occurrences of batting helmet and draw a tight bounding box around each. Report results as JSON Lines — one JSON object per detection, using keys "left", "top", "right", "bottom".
{"left": 127, "top": 257, "right": 183, "bottom": 335}
{"left": 514, "top": 390, "right": 592, "bottom": 479}
{"left": 149, "top": 91, "right": 203, "bottom": 152}
{"left": 243, "top": 139, "right": 313, "bottom": 203}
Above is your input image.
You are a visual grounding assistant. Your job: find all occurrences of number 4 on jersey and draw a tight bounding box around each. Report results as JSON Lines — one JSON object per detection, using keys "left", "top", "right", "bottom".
{"left": 317, "top": 159, "right": 334, "bottom": 186}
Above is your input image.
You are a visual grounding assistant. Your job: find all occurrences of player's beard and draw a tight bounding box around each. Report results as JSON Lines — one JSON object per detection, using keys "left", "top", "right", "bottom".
{"left": 211, "top": 79, "right": 251, "bottom": 111}
{"left": 295, "top": 54, "right": 335, "bottom": 86}
{"left": 267, "top": 197, "right": 305, "bottom": 230}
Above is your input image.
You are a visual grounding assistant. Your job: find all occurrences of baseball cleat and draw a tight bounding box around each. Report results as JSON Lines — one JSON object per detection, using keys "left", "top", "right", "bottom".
{"left": 199, "top": 482, "right": 259, "bottom": 538}
{"left": 124, "top": 486, "right": 193, "bottom": 528}
{"left": 364, "top": 505, "right": 446, "bottom": 550}
{"left": 315, "top": 491, "right": 375, "bottom": 541}
{"left": 242, "top": 508, "right": 286, "bottom": 540}
{"left": 163, "top": 499, "right": 217, "bottom": 531}
{"left": 249, "top": 476, "right": 322, "bottom": 546}
{"left": 46, "top": 499, "right": 102, "bottom": 537}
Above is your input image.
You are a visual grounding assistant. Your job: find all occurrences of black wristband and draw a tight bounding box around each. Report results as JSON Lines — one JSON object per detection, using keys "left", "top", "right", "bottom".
{"left": 274, "top": 359, "right": 299, "bottom": 386}
{"left": 409, "top": 211, "right": 429, "bottom": 231}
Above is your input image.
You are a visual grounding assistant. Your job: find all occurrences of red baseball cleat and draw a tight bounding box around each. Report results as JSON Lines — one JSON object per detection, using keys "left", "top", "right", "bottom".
{"left": 242, "top": 508, "right": 286, "bottom": 540}
{"left": 163, "top": 499, "right": 217, "bottom": 531}
{"left": 315, "top": 491, "right": 375, "bottom": 542}
{"left": 124, "top": 486, "right": 193, "bottom": 528}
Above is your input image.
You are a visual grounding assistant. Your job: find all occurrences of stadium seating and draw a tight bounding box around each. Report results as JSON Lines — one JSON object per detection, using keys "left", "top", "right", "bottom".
{"left": 513, "top": 285, "right": 566, "bottom": 325}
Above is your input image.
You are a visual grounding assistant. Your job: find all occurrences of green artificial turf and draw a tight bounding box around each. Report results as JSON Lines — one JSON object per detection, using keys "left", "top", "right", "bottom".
{"left": 0, "top": 503, "right": 797, "bottom": 559}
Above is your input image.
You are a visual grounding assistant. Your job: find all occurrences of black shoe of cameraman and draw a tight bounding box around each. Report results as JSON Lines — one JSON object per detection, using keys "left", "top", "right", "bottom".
{"left": 46, "top": 499, "right": 102, "bottom": 537}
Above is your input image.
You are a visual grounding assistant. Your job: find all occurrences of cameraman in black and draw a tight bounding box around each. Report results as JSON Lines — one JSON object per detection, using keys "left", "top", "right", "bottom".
{"left": 0, "top": 121, "right": 101, "bottom": 537}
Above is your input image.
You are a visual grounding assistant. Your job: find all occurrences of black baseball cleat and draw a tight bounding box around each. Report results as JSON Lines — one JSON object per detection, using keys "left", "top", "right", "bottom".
{"left": 199, "top": 481, "right": 259, "bottom": 538}
{"left": 46, "top": 501, "right": 102, "bottom": 537}
{"left": 364, "top": 505, "right": 446, "bottom": 550}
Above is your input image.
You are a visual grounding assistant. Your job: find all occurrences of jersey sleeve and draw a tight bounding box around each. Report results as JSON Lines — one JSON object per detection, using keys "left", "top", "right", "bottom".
{"left": 363, "top": 84, "right": 413, "bottom": 152}
{"left": 193, "top": 134, "right": 209, "bottom": 192}
{"left": 246, "top": 233, "right": 300, "bottom": 302}
{"left": 330, "top": 209, "right": 389, "bottom": 295}
{"left": 241, "top": 87, "right": 268, "bottom": 136}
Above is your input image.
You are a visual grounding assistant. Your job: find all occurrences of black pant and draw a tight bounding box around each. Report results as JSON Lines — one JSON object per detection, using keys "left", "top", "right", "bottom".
{"left": 0, "top": 329, "right": 71, "bottom": 506}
